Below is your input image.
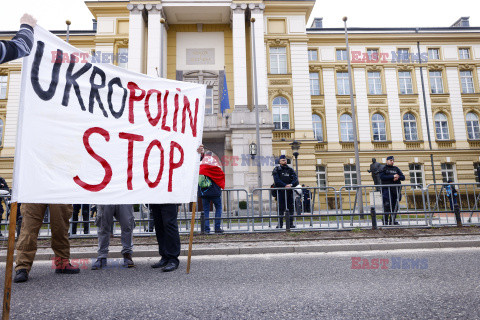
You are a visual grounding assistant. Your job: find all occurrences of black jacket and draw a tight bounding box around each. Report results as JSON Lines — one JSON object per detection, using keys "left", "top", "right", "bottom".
{"left": 0, "top": 177, "right": 9, "bottom": 192}
{"left": 272, "top": 165, "right": 299, "bottom": 188}
{"left": 379, "top": 165, "right": 405, "bottom": 199}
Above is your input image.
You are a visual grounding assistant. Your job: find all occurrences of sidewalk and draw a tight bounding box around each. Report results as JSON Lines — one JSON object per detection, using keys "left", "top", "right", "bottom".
{"left": 1, "top": 232, "right": 479, "bottom": 262}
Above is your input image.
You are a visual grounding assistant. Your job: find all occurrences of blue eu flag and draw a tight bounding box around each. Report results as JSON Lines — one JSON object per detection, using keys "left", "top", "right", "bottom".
{"left": 220, "top": 72, "right": 230, "bottom": 115}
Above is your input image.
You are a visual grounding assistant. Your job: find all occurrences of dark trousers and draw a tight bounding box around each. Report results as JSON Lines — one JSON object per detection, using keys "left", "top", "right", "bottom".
{"left": 150, "top": 204, "right": 180, "bottom": 265}
{"left": 201, "top": 196, "right": 222, "bottom": 232}
{"left": 277, "top": 189, "right": 294, "bottom": 227}
{"left": 72, "top": 204, "right": 90, "bottom": 234}
{"left": 382, "top": 190, "right": 399, "bottom": 225}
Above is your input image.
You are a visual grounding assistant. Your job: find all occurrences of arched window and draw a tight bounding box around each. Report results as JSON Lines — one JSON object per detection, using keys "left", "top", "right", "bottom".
{"left": 312, "top": 114, "right": 323, "bottom": 141}
{"left": 466, "top": 112, "right": 480, "bottom": 140}
{"left": 434, "top": 113, "right": 449, "bottom": 140}
{"left": 372, "top": 113, "right": 387, "bottom": 141}
{"left": 340, "top": 114, "right": 354, "bottom": 142}
{"left": 403, "top": 113, "right": 418, "bottom": 141}
{"left": 272, "top": 97, "right": 290, "bottom": 130}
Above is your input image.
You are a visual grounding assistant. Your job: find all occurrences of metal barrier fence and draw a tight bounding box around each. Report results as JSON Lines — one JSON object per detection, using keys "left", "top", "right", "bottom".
{"left": 425, "top": 182, "right": 480, "bottom": 226}
{"left": 0, "top": 183, "right": 479, "bottom": 238}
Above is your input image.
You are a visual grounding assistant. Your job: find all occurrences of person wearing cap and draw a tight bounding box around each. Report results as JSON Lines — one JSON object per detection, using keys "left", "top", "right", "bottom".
{"left": 379, "top": 156, "right": 405, "bottom": 225}
{"left": 272, "top": 155, "right": 298, "bottom": 228}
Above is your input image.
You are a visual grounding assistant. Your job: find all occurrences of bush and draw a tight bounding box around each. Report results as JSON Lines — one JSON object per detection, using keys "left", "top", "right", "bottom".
{"left": 239, "top": 201, "right": 248, "bottom": 210}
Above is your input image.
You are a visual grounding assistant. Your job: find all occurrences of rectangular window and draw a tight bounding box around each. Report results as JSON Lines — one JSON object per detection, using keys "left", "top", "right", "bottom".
{"left": 273, "top": 106, "right": 290, "bottom": 130}
{"left": 308, "top": 49, "right": 318, "bottom": 61}
{"left": 0, "top": 75, "right": 7, "bottom": 99}
{"left": 460, "top": 70, "right": 475, "bottom": 94}
{"left": 368, "top": 71, "right": 382, "bottom": 94}
{"left": 316, "top": 165, "right": 327, "bottom": 189}
{"left": 441, "top": 163, "right": 455, "bottom": 183}
{"left": 117, "top": 48, "right": 128, "bottom": 69}
{"left": 428, "top": 48, "right": 440, "bottom": 60}
{"left": 336, "top": 49, "right": 347, "bottom": 61}
{"left": 337, "top": 72, "right": 350, "bottom": 95}
{"left": 474, "top": 163, "right": 480, "bottom": 184}
{"left": 398, "top": 71, "right": 414, "bottom": 94}
{"left": 409, "top": 164, "right": 423, "bottom": 188}
{"left": 310, "top": 72, "right": 320, "bottom": 95}
{"left": 270, "top": 47, "right": 287, "bottom": 74}
{"left": 429, "top": 71, "right": 444, "bottom": 94}
{"left": 344, "top": 164, "right": 357, "bottom": 190}
{"left": 397, "top": 49, "right": 410, "bottom": 61}
{"left": 459, "top": 48, "right": 470, "bottom": 60}
{"left": 367, "top": 49, "right": 379, "bottom": 62}
{"left": 205, "top": 87, "right": 214, "bottom": 114}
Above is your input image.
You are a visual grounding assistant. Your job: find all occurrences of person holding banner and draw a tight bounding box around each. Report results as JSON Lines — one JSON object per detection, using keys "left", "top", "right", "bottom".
{"left": 150, "top": 146, "right": 205, "bottom": 272}
{"left": 91, "top": 204, "right": 135, "bottom": 269}
{"left": 14, "top": 204, "right": 79, "bottom": 283}
{"left": 0, "top": 14, "right": 36, "bottom": 64}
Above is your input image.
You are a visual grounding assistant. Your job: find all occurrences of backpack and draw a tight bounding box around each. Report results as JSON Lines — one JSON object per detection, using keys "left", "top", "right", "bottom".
{"left": 198, "top": 175, "right": 212, "bottom": 188}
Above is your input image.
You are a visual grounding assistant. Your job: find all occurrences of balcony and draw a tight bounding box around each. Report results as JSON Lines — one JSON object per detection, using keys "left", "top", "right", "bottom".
{"left": 273, "top": 130, "right": 294, "bottom": 141}
{"left": 436, "top": 140, "right": 455, "bottom": 149}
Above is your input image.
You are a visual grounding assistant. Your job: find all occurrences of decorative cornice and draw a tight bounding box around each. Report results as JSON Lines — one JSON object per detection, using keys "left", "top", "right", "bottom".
{"left": 268, "top": 88, "right": 292, "bottom": 98}
{"left": 249, "top": 3, "right": 265, "bottom": 14}
{"left": 459, "top": 63, "right": 474, "bottom": 71}
{"left": 267, "top": 38, "right": 288, "bottom": 47}
{"left": 309, "top": 65, "right": 321, "bottom": 72}
{"left": 127, "top": 3, "right": 144, "bottom": 14}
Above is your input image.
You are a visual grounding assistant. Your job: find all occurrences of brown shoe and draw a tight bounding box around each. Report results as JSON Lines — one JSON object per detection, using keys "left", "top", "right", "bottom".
{"left": 123, "top": 253, "right": 135, "bottom": 268}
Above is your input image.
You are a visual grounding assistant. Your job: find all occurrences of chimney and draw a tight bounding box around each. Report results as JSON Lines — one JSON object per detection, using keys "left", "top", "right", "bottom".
{"left": 451, "top": 17, "right": 470, "bottom": 28}
{"left": 311, "top": 17, "right": 323, "bottom": 29}
{"left": 92, "top": 19, "right": 97, "bottom": 31}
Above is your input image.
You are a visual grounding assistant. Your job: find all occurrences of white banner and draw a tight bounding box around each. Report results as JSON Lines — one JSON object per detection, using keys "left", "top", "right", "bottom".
{"left": 12, "top": 26, "right": 205, "bottom": 204}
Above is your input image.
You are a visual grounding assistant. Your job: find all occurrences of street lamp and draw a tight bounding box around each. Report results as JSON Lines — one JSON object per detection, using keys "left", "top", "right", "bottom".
{"left": 290, "top": 140, "right": 301, "bottom": 175}
{"left": 249, "top": 142, "right": 257, "bottom": 160}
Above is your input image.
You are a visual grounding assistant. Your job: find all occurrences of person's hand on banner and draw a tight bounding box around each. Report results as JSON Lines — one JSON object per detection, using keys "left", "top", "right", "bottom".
{"left": 197, "top": 144, "right": 204, "bottom": 155}
{"left": 20, "top": 13, "right": 37, "bottom": 28}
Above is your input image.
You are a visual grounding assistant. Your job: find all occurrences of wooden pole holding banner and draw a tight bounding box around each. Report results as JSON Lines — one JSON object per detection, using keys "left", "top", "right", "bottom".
{"left": 186, "top": 202, "right": 196, "bottom": 274}
{"left": 2, "top": 202, "right": 17, "bottom": 320}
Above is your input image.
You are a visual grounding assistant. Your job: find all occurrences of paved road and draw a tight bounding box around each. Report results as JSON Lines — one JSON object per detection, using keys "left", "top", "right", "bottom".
{"left": 1, "top": 248, "right": 479, "bottom": 319}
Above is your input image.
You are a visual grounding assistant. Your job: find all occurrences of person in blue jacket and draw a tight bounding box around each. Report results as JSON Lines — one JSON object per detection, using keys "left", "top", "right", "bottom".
{"left": 379, "top": 156, "right": 405, "bottom": 225}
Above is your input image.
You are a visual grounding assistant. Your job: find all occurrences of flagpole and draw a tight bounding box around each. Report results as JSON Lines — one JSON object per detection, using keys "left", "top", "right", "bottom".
{"left": 251, "top": 17, "right": 263, "bottom": 190}
{"left": 343, "top": 17, "right": 364, "bottom": 214}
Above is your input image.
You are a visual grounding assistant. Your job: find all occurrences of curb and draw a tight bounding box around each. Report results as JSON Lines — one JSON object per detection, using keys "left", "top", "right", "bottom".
{"left": 1, "top": 239, "right": 479, "bottom": 262}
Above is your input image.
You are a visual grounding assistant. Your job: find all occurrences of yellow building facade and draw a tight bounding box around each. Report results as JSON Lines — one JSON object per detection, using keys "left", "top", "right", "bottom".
{"left": 0, "top": 1, "right": 479, "bottom": 192}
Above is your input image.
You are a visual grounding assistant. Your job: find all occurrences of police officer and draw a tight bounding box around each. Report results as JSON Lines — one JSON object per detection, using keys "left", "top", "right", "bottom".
{"left": 379, "top": 156, "right": 405, "bottom": 225}
{"left": 272, "top": 155, "right": 299, "bottom": 228}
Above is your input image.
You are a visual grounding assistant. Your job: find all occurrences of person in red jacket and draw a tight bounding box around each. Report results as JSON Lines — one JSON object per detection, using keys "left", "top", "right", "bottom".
{"left": 198, "top": 150, "right": 225, "bottom": 234}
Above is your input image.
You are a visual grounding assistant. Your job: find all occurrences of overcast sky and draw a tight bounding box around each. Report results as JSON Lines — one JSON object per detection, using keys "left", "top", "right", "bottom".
{"left": 0, "top": 0, "right": 479, "bottom": 31}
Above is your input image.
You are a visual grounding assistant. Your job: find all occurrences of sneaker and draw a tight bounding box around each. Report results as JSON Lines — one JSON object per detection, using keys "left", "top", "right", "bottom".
{"left": 214, "top": 228, "right": 224, "bottom": 234}
{"left": 123, "top": 253, "right": 135, "bottom": 268}
{"left": 91, "top": 258, "right": 107, "bottom": 270}
{"left": 14, "top": 269, "right": 28, "bottom": 283}
{"left": 55, "top": 263, "right": 80, "bottom": 274}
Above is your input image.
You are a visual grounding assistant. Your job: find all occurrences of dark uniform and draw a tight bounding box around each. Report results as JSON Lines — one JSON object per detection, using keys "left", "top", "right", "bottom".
{"left": 72, "top": 204, "right": 90, "bottom": 234}
{"left": 0, "top": 177, "right": 9, "bottom": 236}
{"left": 379, "top": 164, "right": 405, "bottom": 225}
{"left": 272, "top": 164, "right": 299, "bottom": 228}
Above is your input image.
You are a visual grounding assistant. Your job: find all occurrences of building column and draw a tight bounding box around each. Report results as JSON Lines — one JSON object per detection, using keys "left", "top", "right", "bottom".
{"left": 230, "top": 3, "right": 248, "bottom": 108}
{"left": 446, "top": 67, "right": 468, "bottom": 145}
{"left": 127, "top": 3, "right": 146, "bottom": 73}
{"left": 291, "top": 41, "right": 314, "bottom": 139}
{"left": 249, "top": 3, "right": 268, "bottom": 109}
